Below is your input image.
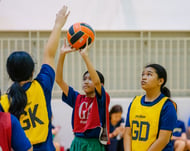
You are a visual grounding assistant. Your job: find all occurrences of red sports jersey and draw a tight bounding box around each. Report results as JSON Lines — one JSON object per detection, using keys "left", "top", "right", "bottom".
{"left": 73, "top": 92, "right": 110, "bottom": 145}
{"left": 73, "top": 95, "right": 101, "bottom": 132}
{"left": 0, "top": 112, "right": 12, "bottom": 151}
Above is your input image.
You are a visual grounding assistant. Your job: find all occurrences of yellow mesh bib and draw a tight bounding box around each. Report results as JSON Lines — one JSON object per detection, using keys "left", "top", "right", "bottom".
{"left": 129, "top": 96, "right": 168, "bottom": 151}
{"left": 0, "top": 80, "right": 49, "bottom": 144}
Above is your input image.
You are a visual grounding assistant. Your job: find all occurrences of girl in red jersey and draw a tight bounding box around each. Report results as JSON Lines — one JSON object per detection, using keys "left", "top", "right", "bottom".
{"left": 56, "top": 40, "right": 110, "bottom": 151}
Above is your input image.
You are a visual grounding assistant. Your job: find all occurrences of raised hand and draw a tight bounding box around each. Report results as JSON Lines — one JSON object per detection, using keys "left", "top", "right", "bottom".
{"left": 79, "top": 38, "right": 93, "bottom": 57}
{"left": 60, "top": 39, "right": 77, "bottom": 55}
{"left": 55, "top": 5, "right": 70, "bottom": 29}
{"left": 43, "top": 5, "right": 70, "bottom": 69}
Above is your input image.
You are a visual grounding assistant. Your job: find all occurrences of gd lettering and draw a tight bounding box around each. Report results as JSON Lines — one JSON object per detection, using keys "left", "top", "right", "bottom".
{"left": 78, "top": 102, "right": 93, "bottom": 120}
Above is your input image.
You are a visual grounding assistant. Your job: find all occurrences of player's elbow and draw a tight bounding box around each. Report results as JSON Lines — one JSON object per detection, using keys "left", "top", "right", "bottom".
{"left": 93, "top": 79, "right": 101, "bottom": 87}
{"left": 55, "top": 76, "right": 62, "bottom": 86}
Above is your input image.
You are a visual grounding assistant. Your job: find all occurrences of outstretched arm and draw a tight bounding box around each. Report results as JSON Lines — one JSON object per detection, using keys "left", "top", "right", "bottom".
{"left": 55, "top": 39, "right": 76, "bottom": 96}
{"left": 43, "top": 5, "right": 70, "bottom": 70}
{"left": 79, "top": 41, "right": 102, "bottom": 95}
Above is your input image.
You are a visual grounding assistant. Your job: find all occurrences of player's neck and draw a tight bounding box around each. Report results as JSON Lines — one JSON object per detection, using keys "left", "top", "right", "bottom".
{"left": 85, "top": 92, "right": 95, "bottom": 98}
{"left": 145, "top": 89, "right": 161, "bottom": 102}
{"left": 19, "top": 79, "right": 32, "bottom": 86}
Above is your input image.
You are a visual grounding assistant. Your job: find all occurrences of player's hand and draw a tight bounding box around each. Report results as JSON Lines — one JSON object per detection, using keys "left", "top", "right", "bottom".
{"left": 60, "top": 39, "right": 77, "bottom": 55}
{"left": 79, "top": 38, "right": 93, "bottom": 57}
{"left": 55, "top": 5, "right": 70, "bottom": 28}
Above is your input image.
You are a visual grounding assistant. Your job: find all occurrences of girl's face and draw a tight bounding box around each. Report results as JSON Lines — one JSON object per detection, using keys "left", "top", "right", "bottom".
{"left": 141, "top": 67, "right": 163, "bottom": 91}
{"left": 111, "top": 112, "right": 122, "bottom": 126}
{"left": 82, "top": 73, "right": 95, "bottom": 95}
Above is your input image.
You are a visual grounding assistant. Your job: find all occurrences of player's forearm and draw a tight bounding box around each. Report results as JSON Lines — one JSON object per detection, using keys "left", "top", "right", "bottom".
{"left": 56, "top": 54, "right": 65, "bottom": 84}
{"left": 46, "top": 26, "right": 62, "bottom": 56}
{"left": 148, "top": 140, "right": 168, "bottom": 151}
{"left": 124, "top": 127, "right": 132, "bottom": 151}
{"left": 43, "top": 26, "right": 62, "bottom": 68}
{"left": 55, "top": 53, "right": 69, "bottom": 95}
{"left": 148, "top": 130, "right": 171, "bottom": 151}
{"left": 82, "top": 55, "right": 101, "bottom": 93}
{"left": 148, "top": 137, "right": 170, "bottom": 151}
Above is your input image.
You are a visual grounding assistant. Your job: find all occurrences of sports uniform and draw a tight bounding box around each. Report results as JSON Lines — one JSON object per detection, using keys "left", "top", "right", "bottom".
{"left": 0, "top": 64, "right": 55, "bottom": 151}
{"left": 62, "top": 86, "right": 110, "bottom": 151}
{"left": 0, "top": 112, "right": 31, "bottom": 151}
{"left": 125, "top": 93, "right": 177, "bottom": 151}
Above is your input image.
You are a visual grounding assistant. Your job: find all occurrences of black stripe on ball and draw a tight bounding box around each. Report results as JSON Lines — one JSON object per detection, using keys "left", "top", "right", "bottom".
{"left": 69, "top": 25, "right": 75, "bottom": 36}
{"left": 70, "top": 31, "right": 84, "bottom": 44}
{"left": 79, "top": 37, "right": 92, "bottom": 49}
{"left": 80, "top": 23, "right": 95, "bottom": 34}
{"left": 88, "top": 37, "right": 92, "bottom": 45}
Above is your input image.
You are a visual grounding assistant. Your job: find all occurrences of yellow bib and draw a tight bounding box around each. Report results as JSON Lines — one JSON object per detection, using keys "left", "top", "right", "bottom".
{"left": 0, "top": 80, "right": 49, "bottom": 144}
{"left": 129, "top": 96, "right": 168, "bottom": 151}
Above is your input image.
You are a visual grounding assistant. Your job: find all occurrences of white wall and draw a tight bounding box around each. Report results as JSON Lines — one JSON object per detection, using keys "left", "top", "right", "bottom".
{"left": 0, "top": 0, "right": 190, "bottom": 30}
{"left": 51, "top": 97, "right": 190, "bottom": 150}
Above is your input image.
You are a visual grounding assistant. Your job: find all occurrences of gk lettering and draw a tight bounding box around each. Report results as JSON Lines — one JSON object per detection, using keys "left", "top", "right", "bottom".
{"left": 22, "top": 104, "right": 44, "bottom": 130}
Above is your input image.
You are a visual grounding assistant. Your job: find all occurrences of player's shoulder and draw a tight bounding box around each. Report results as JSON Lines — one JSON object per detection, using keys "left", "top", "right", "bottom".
{"left": 166, "top": 98, "right": 177, "bottom": 112}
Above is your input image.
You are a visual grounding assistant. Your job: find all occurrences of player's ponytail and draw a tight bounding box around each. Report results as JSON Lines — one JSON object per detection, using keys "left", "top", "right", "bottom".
{"left": 161, "top": 87, "right": 171, "bottom": 97}
{"left": 7, "top": 82, "right": 27, "bottom": 119}
{"left": 6, "top": 51, "right": 34, "bottom": 119}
